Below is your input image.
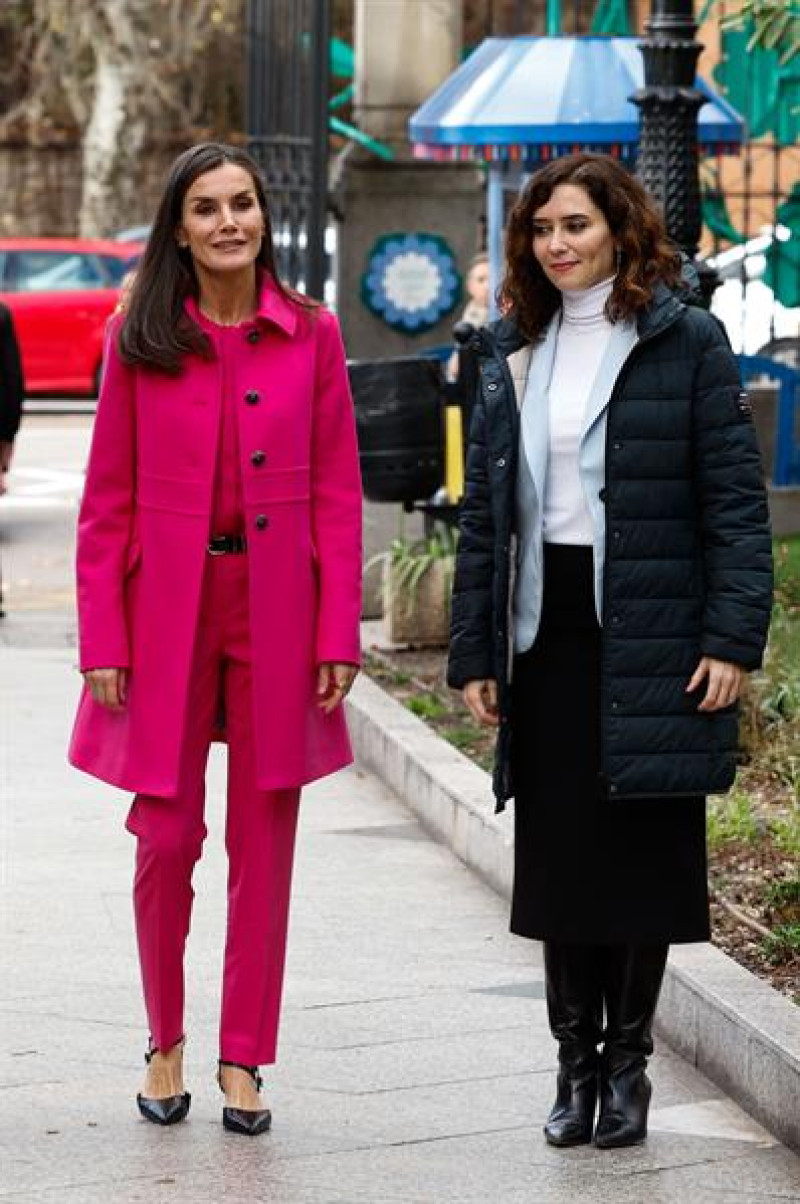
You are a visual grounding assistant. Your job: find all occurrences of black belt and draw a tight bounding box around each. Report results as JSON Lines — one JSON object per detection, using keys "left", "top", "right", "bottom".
{"left": 207, "top": 534, "right": 247, "bottom": 555}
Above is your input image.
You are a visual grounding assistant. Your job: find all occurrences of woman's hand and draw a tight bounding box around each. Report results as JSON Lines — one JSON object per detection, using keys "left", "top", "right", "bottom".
{"left": 686, "top": 657, "right": 743, "bottom": 712}
{"left": 317, "top": 663, "right": 359, "bottom": 713}
{"left": 463, "top": 679, "right": 500, "bottom": 727}
{"left": 83, "top": 667, "right": 128, "bottom": 711}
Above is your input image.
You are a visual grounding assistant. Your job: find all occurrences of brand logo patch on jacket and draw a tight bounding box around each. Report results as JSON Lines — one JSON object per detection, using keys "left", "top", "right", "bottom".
{"left": 737, "top": 389, "right": 753, "bottom": 420}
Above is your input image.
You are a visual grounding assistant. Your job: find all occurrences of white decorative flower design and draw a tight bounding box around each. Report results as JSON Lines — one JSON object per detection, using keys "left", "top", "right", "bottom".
{"left": 362, "top": 234, "right": 462, "bottom": 333}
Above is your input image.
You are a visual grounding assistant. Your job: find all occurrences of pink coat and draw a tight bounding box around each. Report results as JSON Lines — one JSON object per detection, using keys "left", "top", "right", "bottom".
{"left": 69, "top": 280, "right": 362, "bottom": 796}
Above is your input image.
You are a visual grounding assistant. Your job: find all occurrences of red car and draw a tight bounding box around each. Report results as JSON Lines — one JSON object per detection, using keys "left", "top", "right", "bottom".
{"left": 0, "top": 237, "right": 143, "bottom": 396}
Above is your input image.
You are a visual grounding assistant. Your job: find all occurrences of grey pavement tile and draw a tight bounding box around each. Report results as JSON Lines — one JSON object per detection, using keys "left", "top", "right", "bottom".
{"left": 269, "top": 1127, "right": 800, "bottom": 1199}
{"left": 0, "top": 1164, "right": 418, "bottom": 1204}
{"left": 279, "top": 1024, "right": 552, "bottom": 1094}
{"left": 490, "top": 1186, "right": 792, "bottom": 1204}
{"left": 649, "top": 1098, "right": 776, "bottom": 1145}
{"left": 0, "top": 1059, "right": 765, "bottom": 1200}
{"left": 646, "top": 1045, "right": 727, "bottom": 1109}
{"left": 277, "top": 987, "right": 544, "bottom": 1052}
{"left": 641, "top": 1144, "right": 800, "bottom": 1199}
{"left": 131, "top": 1127, "right": 800, "bottom": 1204}
{"left": 323, "top": 821, "right": 431, "bottom": 842}
{"left": 0, "top": 995, "right": 141, "bottom": 1048}
{"left": 475, "top": 979, "right": 546, "bottom": 999}
{"left": 273, "top": 1074, "right": 777, "bottom": 1166}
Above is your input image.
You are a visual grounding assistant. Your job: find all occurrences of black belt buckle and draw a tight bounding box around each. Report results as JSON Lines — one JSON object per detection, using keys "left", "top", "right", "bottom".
{"left": 207, "top": 534, "right": 247, "bottom": 555}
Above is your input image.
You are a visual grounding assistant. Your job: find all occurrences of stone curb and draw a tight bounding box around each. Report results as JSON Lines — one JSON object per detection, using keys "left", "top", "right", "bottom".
{"left": 346, "top": 672, "right": 800, "bottom": 1154}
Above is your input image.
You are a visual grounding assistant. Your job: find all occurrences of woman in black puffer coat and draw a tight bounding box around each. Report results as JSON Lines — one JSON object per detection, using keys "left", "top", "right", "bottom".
{"left": 447, "top": 154, "right": 772, "bottom": 1151}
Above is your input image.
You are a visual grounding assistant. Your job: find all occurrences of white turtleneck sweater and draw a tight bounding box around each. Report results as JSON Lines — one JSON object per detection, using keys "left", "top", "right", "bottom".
{"left": 542, "top": 277, "right": 616, "bottom": 545}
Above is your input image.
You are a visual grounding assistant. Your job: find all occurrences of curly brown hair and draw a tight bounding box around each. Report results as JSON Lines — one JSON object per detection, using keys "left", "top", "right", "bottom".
{"left": 500, "top": 153, "right": 681, "bottom": 341}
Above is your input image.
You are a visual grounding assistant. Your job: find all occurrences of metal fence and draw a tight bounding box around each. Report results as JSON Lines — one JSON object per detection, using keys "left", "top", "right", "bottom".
{"left": 245, "top": 0, "right": 330, "bottom": 298}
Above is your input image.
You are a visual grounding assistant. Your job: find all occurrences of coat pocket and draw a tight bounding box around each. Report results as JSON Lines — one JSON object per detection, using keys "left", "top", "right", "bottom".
{"left": 247, "top": 464, "right": 311, "bottom": 505}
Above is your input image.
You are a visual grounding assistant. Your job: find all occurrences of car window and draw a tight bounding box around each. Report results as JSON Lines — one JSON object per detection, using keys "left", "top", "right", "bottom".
{"left": 99, "top": 254, "right": 138, "bottom": 285}
{"left": 9, "top": 250, "right": 106, "bottom": 292}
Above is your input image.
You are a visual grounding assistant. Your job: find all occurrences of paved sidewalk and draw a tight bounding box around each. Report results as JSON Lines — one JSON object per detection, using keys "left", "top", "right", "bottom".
{"left": 2, "top": 648, "right": 799, "bottom": 1203}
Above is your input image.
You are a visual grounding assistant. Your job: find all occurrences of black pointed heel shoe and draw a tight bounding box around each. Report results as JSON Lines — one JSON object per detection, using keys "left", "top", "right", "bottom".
{"left": 217, "top": 1060, "right": 272, "bottom": 1136}
{"left": 136, "top": 1038, "right": 191, "bottom": 1127}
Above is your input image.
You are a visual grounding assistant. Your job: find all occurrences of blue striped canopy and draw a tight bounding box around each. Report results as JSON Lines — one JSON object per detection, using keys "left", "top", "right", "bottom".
{"left": 409, "top": 37, "right": 744, "bottom": 164}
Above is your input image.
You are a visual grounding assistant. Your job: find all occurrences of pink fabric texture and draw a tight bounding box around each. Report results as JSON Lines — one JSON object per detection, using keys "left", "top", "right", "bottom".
{"left": 69, "top": 279, "right": 363, "bottom": 795}
{"left": 207, "top": 320, "right": 246, "bottom": 536}
{"left": 126, "top": 554, "right": 300, "bottom": 1063}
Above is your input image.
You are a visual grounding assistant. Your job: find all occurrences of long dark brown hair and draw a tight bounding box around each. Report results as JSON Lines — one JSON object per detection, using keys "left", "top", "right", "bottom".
{"left": 500, "top": 153, "right": 681, "bottom": 341}
{"left": 119, "top": 142, "right": 315, "bottom": 374}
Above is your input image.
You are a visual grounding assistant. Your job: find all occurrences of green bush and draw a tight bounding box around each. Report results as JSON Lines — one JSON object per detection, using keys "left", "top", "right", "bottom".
{"left": 407, "top": 694, "right": 446, "bottom": 720}
{"left": 760, "top": 924, "right": 800, "bottom": 965}
{"left": 770, "top": 802, "right": 800, "bottom": 857}
{"left": 707, "top": 788, "right": 761, "bottom": 847}
{"left": 774, "top": 537, "right": 800, "bottom": 610}
{"left": 765, "top": 876, "right": 800, "bottom": 923}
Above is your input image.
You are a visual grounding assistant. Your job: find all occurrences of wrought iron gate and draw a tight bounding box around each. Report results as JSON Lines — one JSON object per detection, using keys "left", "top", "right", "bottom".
{"left": 246, "top": 0, "right": 330, "bottom": 297}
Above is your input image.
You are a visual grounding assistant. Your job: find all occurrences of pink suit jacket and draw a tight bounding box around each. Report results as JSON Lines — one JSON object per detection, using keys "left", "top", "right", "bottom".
{"left": 69, "top": 280, "right": 362, "bottom": 796}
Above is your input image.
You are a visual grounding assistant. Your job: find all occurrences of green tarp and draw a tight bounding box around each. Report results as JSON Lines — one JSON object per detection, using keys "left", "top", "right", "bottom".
{"left": 702, "top": 189, "right": 747, "bottom": 244}
{"left": 714, "top": 24, "right": 800, "bottom": 144}
{"left": 765, "top": 183, "right": 800, "bottom": 308}
{"left": 591, "top": 0, "right": 631, "bottom": 35}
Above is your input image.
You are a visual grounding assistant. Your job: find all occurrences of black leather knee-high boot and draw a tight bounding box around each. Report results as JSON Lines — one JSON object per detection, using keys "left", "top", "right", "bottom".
{"left": 542, "top": 942, "right": 603, "bottom": 1147}
{"left": 594, "top": 943, "right": 669, "bottom": 1149}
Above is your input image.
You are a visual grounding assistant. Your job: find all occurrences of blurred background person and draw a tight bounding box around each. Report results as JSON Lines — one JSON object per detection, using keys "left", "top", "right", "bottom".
{"left": 447, "top": 251, "right": 490, "bottom": 381}
{"left": 0, "top": 299, "right": 25, "bottom": 617}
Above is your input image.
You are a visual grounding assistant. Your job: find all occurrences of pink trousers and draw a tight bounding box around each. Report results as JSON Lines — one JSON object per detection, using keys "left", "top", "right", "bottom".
{"left": 125, "top": 553, "right": 300, "bottom": 1066}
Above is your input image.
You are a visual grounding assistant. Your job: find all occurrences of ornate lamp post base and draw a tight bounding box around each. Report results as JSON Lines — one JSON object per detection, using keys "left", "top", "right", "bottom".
{"left": 633, "top": 0, "right": 719, "bottom": 303}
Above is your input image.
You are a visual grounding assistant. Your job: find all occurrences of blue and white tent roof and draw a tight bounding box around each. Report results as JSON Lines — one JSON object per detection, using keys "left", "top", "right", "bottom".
{"left": 409, "top": 37, "right": 744, "bottom": 164}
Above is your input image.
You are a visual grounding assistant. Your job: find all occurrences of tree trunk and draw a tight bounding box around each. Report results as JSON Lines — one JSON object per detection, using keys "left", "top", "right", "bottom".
{"left": 79, "top": 2, "right": 149, "bottom": 236}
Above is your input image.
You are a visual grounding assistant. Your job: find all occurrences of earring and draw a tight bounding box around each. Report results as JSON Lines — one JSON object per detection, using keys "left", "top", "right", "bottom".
{"left": 615, "top": 248, "right": 623, "bottom": 272}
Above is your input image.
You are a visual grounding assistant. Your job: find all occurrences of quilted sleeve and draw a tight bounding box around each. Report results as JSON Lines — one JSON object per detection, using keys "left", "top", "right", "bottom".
{"left": 690, "top": 312, "right": 773, "bottom": 670}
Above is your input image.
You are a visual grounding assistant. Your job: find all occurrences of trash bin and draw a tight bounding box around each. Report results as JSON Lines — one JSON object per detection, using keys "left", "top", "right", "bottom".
{"left": 348, "top": 356, "right": 445, "bottom": 504}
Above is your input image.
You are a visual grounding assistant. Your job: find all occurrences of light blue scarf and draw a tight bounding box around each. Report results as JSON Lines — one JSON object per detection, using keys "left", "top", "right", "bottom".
{"left": 514, "top": 313, "right": 638, "bottom": 652}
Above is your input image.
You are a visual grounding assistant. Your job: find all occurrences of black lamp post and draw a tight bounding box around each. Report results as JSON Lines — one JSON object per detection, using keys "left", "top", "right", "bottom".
{"left": 307, "top": 0, "right": 331, "bottom": 301}
{"left": 633, "top": 0, "right": 717, "bottom": 302}
{"left": 246, "top": 0, "right": 330, "bottom": 298}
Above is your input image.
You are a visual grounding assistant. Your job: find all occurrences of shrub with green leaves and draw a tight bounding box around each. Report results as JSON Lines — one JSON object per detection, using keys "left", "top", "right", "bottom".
{"left": 707, "top": 789, "right": 762, "bottom": 847}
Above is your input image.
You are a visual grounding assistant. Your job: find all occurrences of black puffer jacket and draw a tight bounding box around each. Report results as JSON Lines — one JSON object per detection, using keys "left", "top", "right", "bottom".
{"left": 447, "top": 284, "right": 773, "bottom": 811}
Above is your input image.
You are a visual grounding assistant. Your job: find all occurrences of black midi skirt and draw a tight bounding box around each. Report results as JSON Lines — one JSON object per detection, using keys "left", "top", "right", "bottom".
{"left": 510, "top": 543, "right": 710, "bottom": 946}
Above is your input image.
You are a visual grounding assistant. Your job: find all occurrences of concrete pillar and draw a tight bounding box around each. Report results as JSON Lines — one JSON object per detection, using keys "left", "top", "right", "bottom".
{"left": 333, "top": 0, "right": 484, "bottom": 361}
{"left": 354, "top": 0, "right": 464, "bottom": 149}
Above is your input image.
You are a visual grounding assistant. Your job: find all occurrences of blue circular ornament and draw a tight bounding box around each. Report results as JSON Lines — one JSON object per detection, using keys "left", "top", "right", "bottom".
{"left": 361, "top": 233, "right": 462, "bottom": 334}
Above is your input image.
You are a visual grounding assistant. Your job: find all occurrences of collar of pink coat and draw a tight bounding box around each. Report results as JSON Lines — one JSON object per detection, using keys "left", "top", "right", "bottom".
{"left": 184, "top": 271, "right": 298, "bottom": 338}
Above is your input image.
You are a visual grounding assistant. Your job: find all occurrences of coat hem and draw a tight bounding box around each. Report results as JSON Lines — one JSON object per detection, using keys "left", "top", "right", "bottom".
{"left": 68, "top": 749, "right": 355, "bottom": 798}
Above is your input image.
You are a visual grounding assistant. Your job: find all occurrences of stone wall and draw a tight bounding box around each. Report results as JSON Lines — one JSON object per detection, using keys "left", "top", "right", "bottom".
{"left": 333, "top": 154, "right": 485, "bottom": 361}
{"left": 0, "top": 141, "right": 183, "bottom": 236}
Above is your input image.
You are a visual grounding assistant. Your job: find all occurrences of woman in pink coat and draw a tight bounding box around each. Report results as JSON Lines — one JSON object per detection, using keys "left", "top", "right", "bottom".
{"left": 69, "top": 143, "right": 362, "bottom": 1135}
